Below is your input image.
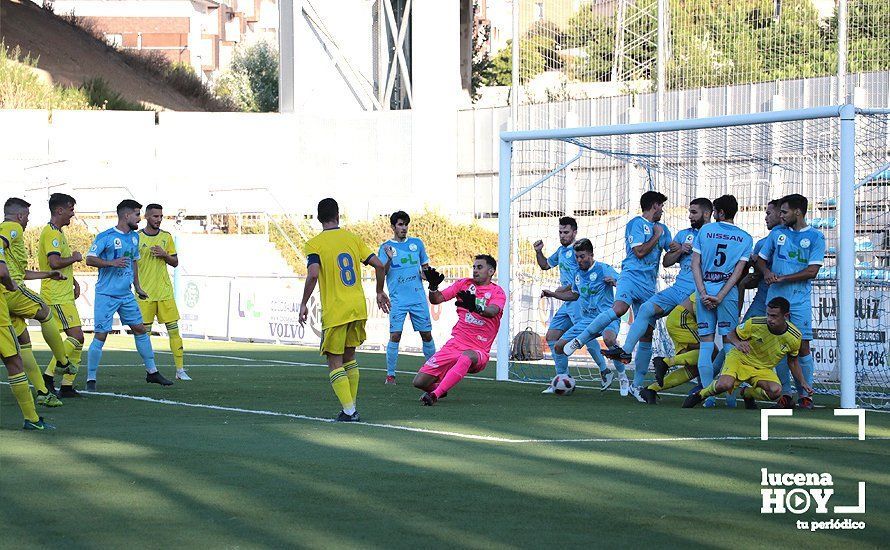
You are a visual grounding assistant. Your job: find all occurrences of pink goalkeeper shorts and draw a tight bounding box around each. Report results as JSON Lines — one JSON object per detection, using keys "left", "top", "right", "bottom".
{"left": 418, "top": 338, "right": 490, "bottom": 380}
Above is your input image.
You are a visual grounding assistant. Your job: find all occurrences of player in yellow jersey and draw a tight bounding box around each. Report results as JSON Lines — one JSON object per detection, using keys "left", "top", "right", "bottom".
{"left": 137, "top": 204, "right": 188, "bottom": 380}
{"left": 1, "top": 198, "right": 71, "bottom": 407}
{"left": 1, "top": 246, "right": 54, "bottom": 429}
{"left": 38, "top": 193, "right": 87, "bottom": 398}
{"left": 683, "top": 296, "right": 811, "bottom": 409}
{"left": 299, "top": 198, "right": 390, "bottom": 422}
{"left": 638, "top": 293, "right": 701, "bottom": 404}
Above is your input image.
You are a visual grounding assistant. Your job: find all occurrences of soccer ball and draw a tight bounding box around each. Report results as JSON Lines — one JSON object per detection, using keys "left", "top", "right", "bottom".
{"left": 551, "top": 374, "right": 576, "bottom": 395}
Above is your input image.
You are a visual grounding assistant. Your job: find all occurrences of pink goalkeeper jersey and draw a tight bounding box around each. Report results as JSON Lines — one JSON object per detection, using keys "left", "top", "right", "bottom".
{"left": 440, "top": 278, "right": 506, "bottom": 349}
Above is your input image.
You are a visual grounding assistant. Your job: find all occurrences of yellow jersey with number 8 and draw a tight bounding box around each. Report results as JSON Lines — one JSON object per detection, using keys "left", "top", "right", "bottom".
{"left": 304, "top": 228, "right": 374, "bottom": 329}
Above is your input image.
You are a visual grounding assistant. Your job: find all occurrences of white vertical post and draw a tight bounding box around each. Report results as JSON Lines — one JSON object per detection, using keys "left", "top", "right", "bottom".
{"left": 564, "top": 110, "right": 579, "bottom": 215}
{"left": 496, "top": 134, "right": 513, "bottom": 381}
{"left": 656, "top": 0, "right": 667, "bottom": 121}
{"left": 278, "top": 0, "right": 295, "bottom": 113}
{"left": 510, "top": 0, "right": 520, "bottom": 129}
{"left": 838, "top": 103, "right": 856, "bottom": 408}
{"left": 837, "top": 0, "right": 848, "bottom": 104}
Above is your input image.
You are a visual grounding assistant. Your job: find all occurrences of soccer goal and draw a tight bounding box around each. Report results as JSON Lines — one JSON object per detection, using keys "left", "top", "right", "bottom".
{"left": 496, "top": 105, "right": 890, "bottom": 410}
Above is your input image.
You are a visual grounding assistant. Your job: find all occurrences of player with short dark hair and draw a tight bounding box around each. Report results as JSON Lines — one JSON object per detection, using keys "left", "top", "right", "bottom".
{"left": 299, "top": 198, "right": 390, "bottom": 422}
{"left": 138, "top": 203, "right": 188, "bottom": 380}
{"left": 85, "top": 199, "right": 173, "bottom": 389}
{"left": 755, "top": 193, "right": 824, "bottom": 409}
{"left": 740, "top": 199, "right": 784, "bottom": 321}
{"left": 563, "top": 191, "right": 672, "bottom": 398}
{"left": 533, "top": 217, "right": 582, "bottom": 389}
{"left": 414, "top": 254, "right": 505, "bottom": 405}
{"left": 39, "top": 193, "right": 86, "bottom": 398}
{"left": 684, "top": 297, "right": 811, "bottom": 409}
{"left": 379, "top": 210, "right": 436, "bottom": 384}
{"left": 691, "top": 194, "right": 753, "bottom": 407}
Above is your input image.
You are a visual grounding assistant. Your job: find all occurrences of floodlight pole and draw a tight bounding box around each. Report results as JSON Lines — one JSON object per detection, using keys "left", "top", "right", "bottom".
{"left": 838, "top": 103, "right": 856, "bottom": 408}
{"left": 496, "top": 135, "right": 513, "bottom": 381}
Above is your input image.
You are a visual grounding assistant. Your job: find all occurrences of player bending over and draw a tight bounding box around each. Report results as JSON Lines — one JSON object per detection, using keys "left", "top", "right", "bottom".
{"left": 683, "top": 297, "right": 811, "bottom": 409}
{"left": 414, "top": 254, "right": 505, "bottom": 406}
{"left": 85, "top": 200, "right": 172, "bottom": 389}
{"left": 549, "top": 239, "right": 627, "bottom": 393}
{"left": 638, "top": 294, "right": 701, "bottom": 404}
{"left": 299, "top": 198, "right": 390, "bottom": 422}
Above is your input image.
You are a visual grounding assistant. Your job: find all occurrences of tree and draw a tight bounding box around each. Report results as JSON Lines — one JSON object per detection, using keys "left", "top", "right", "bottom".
{"left": 214, "top": 40, "right": 279, "bottom": 112}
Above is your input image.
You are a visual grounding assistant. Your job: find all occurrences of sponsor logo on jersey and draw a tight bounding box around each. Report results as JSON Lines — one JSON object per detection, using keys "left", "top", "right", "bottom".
{"left": 777, "top": 234, "right": 787, "bottom": 245}
{"left": 113, "top": 238, "right": 122, "bottom": 249}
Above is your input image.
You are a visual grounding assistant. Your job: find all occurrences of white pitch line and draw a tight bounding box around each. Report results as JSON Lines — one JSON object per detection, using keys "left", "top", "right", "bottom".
{"left": 59, "top": 390, "right": 890, "bottom": 444}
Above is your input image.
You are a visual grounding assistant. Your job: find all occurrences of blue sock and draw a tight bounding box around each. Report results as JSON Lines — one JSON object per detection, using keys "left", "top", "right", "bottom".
{"left": 578, "top": 309, "right": 619, "bottom": 345}
{"left": 134, "top": 332, "right": 157, "bottom": 373}
{"left": 712, "top": 344, "right": 731, "bottom": 374}
{"left": 87, "top": 337, "right": 104, "bottom": 381}
{"left": 697, "top": 341, "right": 716, "bottom": 389}
{"left": 796, "top": 354, "right": 815, "bottom": 396}
{"left": 422, "top": 339, "right": 436, "bottom": 361}
{"left": 634, "top": 341, "right": 653, "bottom": 387}
{"left": 549, "top": 340, "right": 569, "bottom": 376}
{"left": 587, "top": 342, "right": 609, "bottom": 372}
{"left": 612, "top": 359, "right": 626, "bottom": 375}
{"left": 385, "top": 341, "right": 399, "bottom": 376}
{"left": 775, "top": 357, "right": 793, "bottom": 394}
{"left": 623, "top": 302, "right": 655, "bottom": 353}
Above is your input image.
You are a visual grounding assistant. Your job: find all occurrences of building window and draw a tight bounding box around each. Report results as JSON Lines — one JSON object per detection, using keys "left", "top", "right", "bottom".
{"left": 534, "top": 2, "right": 544, "bottom": 21}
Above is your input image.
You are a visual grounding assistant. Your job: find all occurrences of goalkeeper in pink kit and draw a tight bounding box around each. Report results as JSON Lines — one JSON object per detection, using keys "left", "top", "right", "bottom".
{"left": 413, "top": 254, "right": 505, "bottom": 405}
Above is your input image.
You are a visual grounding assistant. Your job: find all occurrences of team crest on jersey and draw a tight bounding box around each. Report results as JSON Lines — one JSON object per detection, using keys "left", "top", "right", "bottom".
{"left": 484, "top": 292, "right": 491, "bottom": 299}
{"left": 409, "top": 243, "right": 418, "bottom": 252}
{"left": 565, "top": 250, "right": 573, "bottom": 258}
{"left": 800, "top": 238, "right": 811, "bottom": 249}
{"left": 10, "top": 230, "right": 17, "bottom": 239}
{"left": 113, "top": 238, "right": 122, "bottom": 249}
{"left": 777, "top": 234, "right": 787, "bottom": 245}
{"left": 132, "top": 236, "right": 138, "bottom": 245}
{"left": 590, "top": 272, "right": 598, "bottom": 281}
{"left": 52, "top": 239, "right": 59, "bottom": 247}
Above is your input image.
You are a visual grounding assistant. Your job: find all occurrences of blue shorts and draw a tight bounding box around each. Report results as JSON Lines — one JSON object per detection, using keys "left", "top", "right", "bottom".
{"left": 695, "top": 292, "right": 740, "bottom": 337}
{"left": 563, "top": 317, "right": 620, "bottom": 342}
{"left": 94, "top": 293, "right": 143, "bottom": 333}
{"left": 615, "top": 274, "right": 656, "bottom": 315}
{"left": 788, "top": 299, "right": 813, "bottom": 341}
{"left": 389, "top": 301, "right": 432, "bottom": 333}
{"left": 742, "top": 292, "right": 768, "bottom": 321}
{"left": 650, "top": 281, "right": 695, "bottom": 315}
{"left": 548, "top": 302, "right": 577, "bottom": 333}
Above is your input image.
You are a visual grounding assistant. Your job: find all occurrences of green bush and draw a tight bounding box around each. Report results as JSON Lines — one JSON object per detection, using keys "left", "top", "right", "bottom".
{"left": 0, "top": 41, "right": 91, "bottom": 109}
{"left": 24, "top": 222, "right": 96, "bottom": 272}
{"left": 80, "top": 77, "right": 147, "bottom": 110}
{"left": 214, "top": 41, "right": 279, "bottom": 112}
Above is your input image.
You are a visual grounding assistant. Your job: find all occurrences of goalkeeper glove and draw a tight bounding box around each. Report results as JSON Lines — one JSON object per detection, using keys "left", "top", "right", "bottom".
{"left": 456, "top": 290, "right": 482, "bottom": 313}
{"left": 425, "top": 267, "right": 445, "bottom": 291}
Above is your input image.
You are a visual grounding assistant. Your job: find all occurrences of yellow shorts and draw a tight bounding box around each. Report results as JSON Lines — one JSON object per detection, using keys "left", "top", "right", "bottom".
{"left": 137, "top": 298, "right": 180, "bottom": 325}
{"left": 48, "top": 303, "right": 82, "bottom": 330}
{"left": 320, "top": 320, "right": 366, "bottom": 356}
{"left": 722, "top": 354, "right": 781, "bottom": 386}
{"left": 0, "top": 324, "right": 19, "bottom": 358}
{"left": 665, "top": 306, "right": 699, "bottom": 351}
{"left": 6, "top": 286, "right": 45, "bottom": 320}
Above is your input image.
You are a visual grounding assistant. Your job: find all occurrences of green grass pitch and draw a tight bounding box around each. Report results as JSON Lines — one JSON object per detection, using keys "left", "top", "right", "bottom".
{"left": 2, "top": 335, "right": 889, "bottom": 549}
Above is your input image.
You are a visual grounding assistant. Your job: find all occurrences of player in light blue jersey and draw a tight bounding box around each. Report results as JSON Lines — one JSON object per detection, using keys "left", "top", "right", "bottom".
{"left": 534, "top": 217, "right": 582, "bottom": 388}
{"left": 563, "top": 191, "right": 671, "bottom": 397}
{"left": 84, "top": 200, "right": 172, "bottom": 389}
{"left": 740, "top": 199, "right": 783, "bottom": 321}
{"left": 547, "top": 239, "right": 627, "bottom": 393}
{"left": 755, "top": 193, "right": 825, "bottom": 409}
{"left": 604, "top": 199, "right": 713, "bottom": 393}
{"left": 691, "top": 194, "right": 753, "bottom": 407}
{"left": 379, "top": 211, "right": 435, "bottom": 384}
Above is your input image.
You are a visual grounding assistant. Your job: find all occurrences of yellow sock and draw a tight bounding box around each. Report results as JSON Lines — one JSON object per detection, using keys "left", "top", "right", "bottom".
{"left": 699, "top": 380, "right": 720, "bottom": 398}
{"left": 19, "top": 344, "right": 48, "bottom": 394}
{"left": 40, "top": 316, "right": 68, "bottom": 365}
{"left": 329, "top": 367, "right": 355, "bottom": 413}
{"left": 743, "top": 386, "right": 771, "bottom": 401}
{"left": 9, "top": 372, "right": 39, "bottom": 422}
{"left": 660, "top": 366, "right": 694, "bottom": 391}
{"left": 61, "top": 337, "right": 83, "bottom": 387}
{"left": 343, "top": 360, "right": 359, "bottom": 402}
{"left": 166, "top": 322, "right": 184, "bottom": 370}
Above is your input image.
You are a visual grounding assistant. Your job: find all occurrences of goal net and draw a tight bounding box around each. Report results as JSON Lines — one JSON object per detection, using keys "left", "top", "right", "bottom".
{"left": 496, "top": 106, "right": 890, "bottom": 410}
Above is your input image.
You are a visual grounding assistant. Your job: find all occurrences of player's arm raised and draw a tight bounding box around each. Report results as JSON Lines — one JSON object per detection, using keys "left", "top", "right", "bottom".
{"left": 632, "top": 223, "right": 664, "bottom": 259}
{"left": 48, "top": 251, "right": 83, "bottom": 270}
{"left": 662, "top": 239, "right": 686, "bottom": 267}
{"left": 365, "top": 254, "right": 391, "bottom": 313}
{"left": 533, "top": 240, "right": 551, "bottom": 270}
{"left": 456, "top": 289, "right": 500, "bottom": 318}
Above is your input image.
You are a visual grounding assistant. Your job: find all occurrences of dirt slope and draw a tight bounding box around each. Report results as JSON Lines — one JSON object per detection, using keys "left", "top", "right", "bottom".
{"left": 1, "top": 0, "right": 206, "bottom": 111}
